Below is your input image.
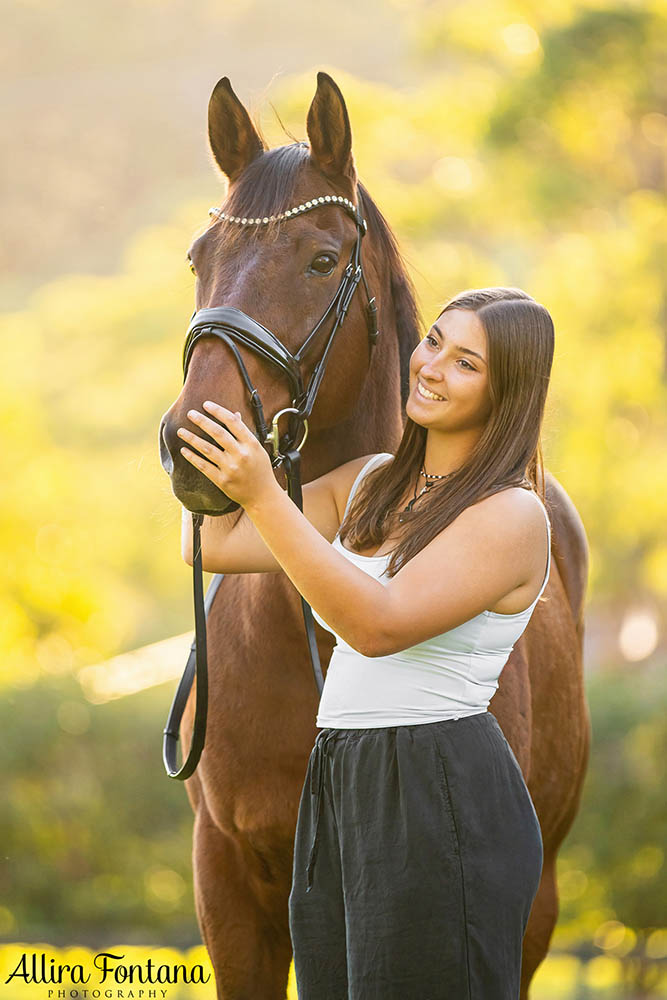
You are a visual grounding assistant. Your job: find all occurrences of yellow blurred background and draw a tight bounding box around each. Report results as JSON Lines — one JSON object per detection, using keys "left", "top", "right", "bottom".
{"left": 1, "top": 0, "right": 666, "bottom": 997}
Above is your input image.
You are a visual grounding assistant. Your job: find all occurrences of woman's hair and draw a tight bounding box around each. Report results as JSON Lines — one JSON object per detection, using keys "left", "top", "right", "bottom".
{"left": 338, "top": 286, "right": 555, "bottom": 578}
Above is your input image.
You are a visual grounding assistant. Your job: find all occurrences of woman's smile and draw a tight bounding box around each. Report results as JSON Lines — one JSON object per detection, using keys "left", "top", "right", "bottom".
{"left": 416, "top": 380, "right": 447, "bottom": 402}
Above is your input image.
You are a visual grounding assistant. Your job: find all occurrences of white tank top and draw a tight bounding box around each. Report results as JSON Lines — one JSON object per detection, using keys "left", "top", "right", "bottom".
{"left": 314, "top": 453, "right": 552, "bottom": 728}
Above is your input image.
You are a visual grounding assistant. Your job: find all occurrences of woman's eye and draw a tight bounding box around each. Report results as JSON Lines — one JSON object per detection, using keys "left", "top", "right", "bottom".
{"left": 310, "top": 254, "right": 337, "bottom": 275}
{"left": 423, "top": 336, "right": 475, "bottom": 370}
{"left": 186, "top": 255, "right": 196, "bottom": 276}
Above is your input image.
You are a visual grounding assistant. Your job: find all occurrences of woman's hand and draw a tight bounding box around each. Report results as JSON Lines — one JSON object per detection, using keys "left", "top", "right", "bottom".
{"left": 177, "top": 401, "right": 278, "bottom": 509}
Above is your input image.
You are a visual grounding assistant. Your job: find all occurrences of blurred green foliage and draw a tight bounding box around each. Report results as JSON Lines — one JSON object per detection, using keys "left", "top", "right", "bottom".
{"left": 554, "top": 665, "right": 667, "bottom": 992}
{"left": 0, "top": 676, "right": 197, "bottom": 946}
{"left": 2, "top": 0, "right": 666, "bottom": 995}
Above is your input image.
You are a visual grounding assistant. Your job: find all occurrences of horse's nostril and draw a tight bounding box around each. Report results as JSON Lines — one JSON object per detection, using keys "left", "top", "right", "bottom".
{"left": 159, "top": 418, "right": 174, "bottom": 475}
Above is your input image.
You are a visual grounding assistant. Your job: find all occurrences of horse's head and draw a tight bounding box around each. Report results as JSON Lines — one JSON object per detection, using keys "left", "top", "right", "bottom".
{"left": 160, "top": 72, "right": 414, "bottom": 514}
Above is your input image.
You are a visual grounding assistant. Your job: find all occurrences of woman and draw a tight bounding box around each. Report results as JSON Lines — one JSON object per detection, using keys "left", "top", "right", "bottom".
{"left": 179, "top": 286, "right": 553, "bottom": 999}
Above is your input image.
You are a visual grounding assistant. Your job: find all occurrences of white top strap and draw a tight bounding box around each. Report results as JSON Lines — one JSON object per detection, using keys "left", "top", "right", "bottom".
{"left": 341, "top": 453, "right": 394, "bottom": 522}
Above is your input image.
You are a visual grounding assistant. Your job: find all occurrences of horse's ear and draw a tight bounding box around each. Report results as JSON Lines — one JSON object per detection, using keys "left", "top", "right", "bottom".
{"left": 306, "top": 72, "right": 355, "bottom": 183}
{"left": 208, "top": 77, "right": 266, "bottom": 183}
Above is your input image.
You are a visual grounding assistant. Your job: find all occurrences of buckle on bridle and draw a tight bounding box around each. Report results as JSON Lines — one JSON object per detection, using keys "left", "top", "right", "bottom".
{"left": 265, "top": 407, "right": 309, "bottom": 461}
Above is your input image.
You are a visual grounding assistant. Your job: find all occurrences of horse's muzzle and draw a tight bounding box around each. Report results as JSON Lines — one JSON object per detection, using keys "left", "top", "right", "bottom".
{"left": 158, "top": 413, "right": 240, "bottom": 515}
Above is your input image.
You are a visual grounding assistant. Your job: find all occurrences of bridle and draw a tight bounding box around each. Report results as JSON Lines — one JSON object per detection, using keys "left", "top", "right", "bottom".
{"left": 163, "top": 187, "right": 380, "bottom": 779}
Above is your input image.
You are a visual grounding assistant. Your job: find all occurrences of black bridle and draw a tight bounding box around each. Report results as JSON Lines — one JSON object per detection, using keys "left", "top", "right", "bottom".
{"left": 163, "top": 189, "right": 380, "bottom": 779}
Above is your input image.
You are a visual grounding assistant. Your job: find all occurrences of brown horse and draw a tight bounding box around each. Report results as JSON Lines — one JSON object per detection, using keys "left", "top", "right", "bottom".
{"left": 159, "top": 72, "right": 590, "bottom": 1000}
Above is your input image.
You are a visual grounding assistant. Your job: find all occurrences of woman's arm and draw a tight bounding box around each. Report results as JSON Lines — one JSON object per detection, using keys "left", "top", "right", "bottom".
{"left": 373, "top": 488, "right": 547, "bottom": 654}
{"left": 177, "top": 402, "right": 544, "bottom": 656}
{"left": 245, "top": 481, "right": 545, "bottom": 656}
{"left": 180, "top": 454, "right": 378, "bottom": 574}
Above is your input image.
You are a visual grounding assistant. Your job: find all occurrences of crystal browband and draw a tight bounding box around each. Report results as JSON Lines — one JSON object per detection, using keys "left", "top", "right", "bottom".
{"left": 208, "top": 194, "right": 367, "bottom": 230}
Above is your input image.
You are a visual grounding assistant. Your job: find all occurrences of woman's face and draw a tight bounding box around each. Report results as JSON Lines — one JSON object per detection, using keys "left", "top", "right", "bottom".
{"left": 405, "top": 308, "right": 493, "bottom": 433}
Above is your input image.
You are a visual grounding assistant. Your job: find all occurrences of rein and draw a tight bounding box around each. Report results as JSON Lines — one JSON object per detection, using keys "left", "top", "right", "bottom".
{"left": 163, "top": 188, "right": 379, "bottom": 779}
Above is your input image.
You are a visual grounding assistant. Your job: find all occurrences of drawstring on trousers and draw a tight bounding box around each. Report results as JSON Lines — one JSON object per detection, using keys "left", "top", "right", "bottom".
{"left": 305, "top": 730, "right": 338, "bottom": 892}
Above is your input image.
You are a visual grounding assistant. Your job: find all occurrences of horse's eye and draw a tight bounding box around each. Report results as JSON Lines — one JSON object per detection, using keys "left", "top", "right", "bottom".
{"left": 310, "top": 253, "right": 337, "bottom": 275}
{"left": 186, "top": 254, "right": 196, "bottom": 276}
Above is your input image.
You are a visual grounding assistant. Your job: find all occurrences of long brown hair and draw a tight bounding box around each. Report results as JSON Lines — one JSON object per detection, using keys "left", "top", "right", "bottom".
{"left": 339, "top": 287, "right": 555, "bottom": 577}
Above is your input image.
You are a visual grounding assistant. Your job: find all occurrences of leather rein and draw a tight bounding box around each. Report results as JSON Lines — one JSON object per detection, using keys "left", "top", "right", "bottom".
{"left": 163, "top": 188, "right": 379, "bottom": 779}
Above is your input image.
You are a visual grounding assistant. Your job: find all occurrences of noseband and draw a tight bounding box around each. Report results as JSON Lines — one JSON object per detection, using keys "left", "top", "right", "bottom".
{"left": 164, "top": 189, "right": 380, "bottom": 779}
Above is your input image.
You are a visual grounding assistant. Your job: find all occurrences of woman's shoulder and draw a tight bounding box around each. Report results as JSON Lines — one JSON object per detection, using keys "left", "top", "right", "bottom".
{"left": 464, "top": 486, "right": 550, "bottom": 542}
{"left": 414, "top": 486, "right": 549, "bottom": 607}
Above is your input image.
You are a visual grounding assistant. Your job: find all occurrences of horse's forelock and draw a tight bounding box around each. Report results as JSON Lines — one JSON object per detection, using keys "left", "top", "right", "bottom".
{"left": 209, "top": 143, "right": 311, "bottom": 247}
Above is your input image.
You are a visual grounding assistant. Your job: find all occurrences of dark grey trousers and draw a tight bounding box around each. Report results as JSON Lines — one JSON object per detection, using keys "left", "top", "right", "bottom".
{"left": 288, "top": 711, "right": 543, "bottom": 1000}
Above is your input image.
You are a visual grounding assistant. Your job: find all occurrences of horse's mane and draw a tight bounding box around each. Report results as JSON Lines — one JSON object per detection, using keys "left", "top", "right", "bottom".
{"left": 357, "top": 181, "right": 421, "bottom": 409}
{"left": 211, "top": 142, "right": 421, "bottom": 408}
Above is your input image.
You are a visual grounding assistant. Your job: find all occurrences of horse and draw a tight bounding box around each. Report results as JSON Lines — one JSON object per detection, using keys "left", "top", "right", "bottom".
{"left": 158, "top": 71, "right": 590, "bottom": 1000}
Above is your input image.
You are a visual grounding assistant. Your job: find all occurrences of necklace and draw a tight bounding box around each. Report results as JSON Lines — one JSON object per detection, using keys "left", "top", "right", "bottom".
{"left": 398, "top": 465, "right": 456, "bottom": 523}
